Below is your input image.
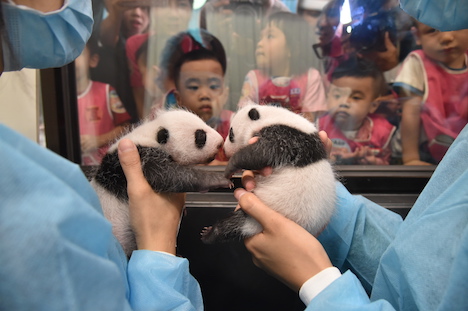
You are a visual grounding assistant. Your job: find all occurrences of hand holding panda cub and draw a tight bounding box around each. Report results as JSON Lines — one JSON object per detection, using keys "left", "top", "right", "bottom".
{"left": 201, "top": 104, "right": 336, "bottom": 244}
{"left": 91, "top": 109, "right": 232, "bottom": 256}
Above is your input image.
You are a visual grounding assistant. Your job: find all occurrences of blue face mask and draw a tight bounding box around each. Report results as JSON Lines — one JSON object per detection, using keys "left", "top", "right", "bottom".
{"left": 1, "top": 0, "right": 93, "bottom": 72}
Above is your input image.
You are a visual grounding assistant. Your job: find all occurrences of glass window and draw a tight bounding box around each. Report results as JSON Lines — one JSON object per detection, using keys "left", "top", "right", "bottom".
{"left": 74, "top": 0, "right": 467, "bottom": 167}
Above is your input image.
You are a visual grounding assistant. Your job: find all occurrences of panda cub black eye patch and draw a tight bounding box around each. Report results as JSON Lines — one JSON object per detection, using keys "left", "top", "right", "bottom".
{"left": 157, "top": 128, "right": 169, "bottom": 144}
{"left": 229, "top": 128, "right": 235, "bottom": 143}
{"left": 195, "top": 129, "right": 207, "bottom": 149}
{"left": 248, "top": 108, "right": 260, "bottom": 120}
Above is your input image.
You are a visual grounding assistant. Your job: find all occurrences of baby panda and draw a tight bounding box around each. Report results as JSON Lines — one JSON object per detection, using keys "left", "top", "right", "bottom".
{"left": 200, "top": 104, "right": 336, "bottom": 244}
{"left": 91, "top": 109, "right": 232, "bottom": 256}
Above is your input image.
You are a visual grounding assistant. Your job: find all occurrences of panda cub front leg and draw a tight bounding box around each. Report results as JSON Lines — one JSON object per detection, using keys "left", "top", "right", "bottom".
{"left": 138, "top": 146, "right": 233, "bottom": 193}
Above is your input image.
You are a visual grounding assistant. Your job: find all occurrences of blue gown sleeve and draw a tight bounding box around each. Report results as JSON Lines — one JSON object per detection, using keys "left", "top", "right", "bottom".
{"left": 0, "top": 125, "right": 203, "bottom": 311}
{"left": 309, "top": 126, "right": 468, "bottom": 310}
{"left": 128, "top": 251, "right": 203, "bottom": 311}
{"left": 306, "top": 271, "right": 396, "bottom": 310}
{"left": 318, "top": 183, "right": 403, "bottom": 293}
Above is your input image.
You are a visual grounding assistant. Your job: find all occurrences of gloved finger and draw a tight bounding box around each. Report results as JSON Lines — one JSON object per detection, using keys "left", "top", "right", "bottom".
{"left": 118, "top": 139, "right": 148, "bottom": 195}
{"left": 241, "top": 170, "right": 256, "bottom": 191}
{"left": 234, "top": 188, "right": 285, "bottom": 231}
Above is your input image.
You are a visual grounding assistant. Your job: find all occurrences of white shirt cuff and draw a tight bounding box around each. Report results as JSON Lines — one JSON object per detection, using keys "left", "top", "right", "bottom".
{"left": 299, "top": 267, "right": 342, "bottom": 306}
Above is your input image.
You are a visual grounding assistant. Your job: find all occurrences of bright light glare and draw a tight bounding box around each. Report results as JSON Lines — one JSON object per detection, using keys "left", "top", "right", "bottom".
{"left": 340, "top": 0, "right": 352, "bottom": 25}
{"left": 193, "top": 0, "right": 207, "bottom": 10}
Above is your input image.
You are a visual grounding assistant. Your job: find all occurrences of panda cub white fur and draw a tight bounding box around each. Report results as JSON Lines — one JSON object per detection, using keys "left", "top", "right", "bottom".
{"left": 200, "top": 104, "right": 336, "bottom": 244}
{"left": 91, "top": 109, "right": 232, "bottom": 256}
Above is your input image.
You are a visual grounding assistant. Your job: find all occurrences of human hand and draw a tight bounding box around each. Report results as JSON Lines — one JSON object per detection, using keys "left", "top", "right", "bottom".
{"left": 118, "top": 139, "right": 186, "bottom": 255}
{"left": 207, "top": 0, "right": 231, "bottom": 11}
{"left": 331, "top": 146, "right": 377, "bottom": 164}
{"left": 404, "top": 159, "right": 433, "bottom": 166}
{"left": 355, "top": 146, "right": 380, "bottom": 165}
{"left": 204, "top": 0, "right": 239, "bottom": 37}
{"left": 374, "top": 93, "right": 401, "bottom": 117}
{"left": 376, "top": 32, "right": 399, "bottom": 71}
{"left": 358, "top": 32, "right": 399, "bottom": 72}
{"left": 105, "top": 0, "right": 148, "bottom": 16}
{"left": 235, "top": 189, "right": 333, "bottom": 292}
{"left": 80, "top": 135, "right": 100, "bottom": 153}
{"left": 318, "top": 130, "right": 332, "bottom": 157}
{"left": 104, "top": 0, "right": 127, "bottom": 15}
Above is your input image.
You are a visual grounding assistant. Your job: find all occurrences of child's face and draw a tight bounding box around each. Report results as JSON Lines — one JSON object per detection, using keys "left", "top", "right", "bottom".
{"left": 175, "top": 59, "right": 224, "bottom": 122}
{"left": 327, "top": 76, "right": 379, "bottom": 131}
{"left": 256, "top": 22, "right": 290, "bottom": 74}
{"left": 123, "top": 6, "right": 150, "bottom": 37}
{"left": 415, "top": 22, "right": 468, "bottom": 69}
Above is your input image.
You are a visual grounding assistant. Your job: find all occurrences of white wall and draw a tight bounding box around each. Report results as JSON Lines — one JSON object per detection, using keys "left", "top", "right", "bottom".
{"left": 0, "top": 68, "right": 40, "bottom": 142}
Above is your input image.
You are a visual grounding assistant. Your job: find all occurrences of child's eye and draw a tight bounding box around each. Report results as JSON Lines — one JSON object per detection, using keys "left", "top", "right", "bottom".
{"left": 210, "top": 84, "right": 221, "bottom": 91}
{"left": 425, "top": 28, "right": 439, "bottom": 35}
{"left": 330, "top": 90, "right": 342, "bottom": 99}
{"left": 187, "top": 85, "right": 199, "bottom": 91}
{"left": 177, "top": 0, "right": 191, "bottom": 8}
{"left": 351, "top": 95, "right": 363, "bottom": 101}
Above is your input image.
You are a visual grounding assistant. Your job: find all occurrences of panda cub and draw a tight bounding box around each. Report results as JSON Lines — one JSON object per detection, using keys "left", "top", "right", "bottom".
{"left": 201, "top": 104, "right": 336, "bottom": 244}
{"left": 91, "top": 109, "right": 232, "bottom": 256}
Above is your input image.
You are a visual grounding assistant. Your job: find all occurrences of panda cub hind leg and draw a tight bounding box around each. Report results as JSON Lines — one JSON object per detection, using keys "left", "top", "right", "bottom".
{"left": 200, "top": 210, "right": 256, "bottom": 244}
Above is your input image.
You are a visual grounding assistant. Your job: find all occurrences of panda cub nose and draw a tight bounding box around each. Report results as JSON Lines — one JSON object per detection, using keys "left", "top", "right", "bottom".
{"left": 195, "top": 129, "right": 207, "bottom": 149}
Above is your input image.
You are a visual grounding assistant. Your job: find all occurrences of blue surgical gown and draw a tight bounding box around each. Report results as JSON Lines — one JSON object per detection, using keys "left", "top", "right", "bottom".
{"left": 310, "top": 125, "right": 468, "bottom": 310}
{"left": 0, "top": 124, "right": 203, "bottom": 311}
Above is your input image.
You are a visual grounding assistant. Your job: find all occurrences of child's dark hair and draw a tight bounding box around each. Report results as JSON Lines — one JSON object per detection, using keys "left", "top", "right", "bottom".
{"left": 331, "top": 57, "right": 388, "bottom": 97}
{"left": 157, "top": 30, "right": 226, "bottom": 87}
{"left": 86, "top": 33, "right": 100, "bottom": 56}
{"left": 173, "top": 47, "right": 226, "bottom": 88}
{"left": 263, "top": 12, "right": 317, "bottom": 76}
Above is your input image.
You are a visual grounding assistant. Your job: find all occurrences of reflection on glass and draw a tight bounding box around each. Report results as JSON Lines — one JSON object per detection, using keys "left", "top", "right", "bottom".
{"left": 317, "top": 57, "right": 395, "bottom": 165}
{"left": 75, "top": 37, "right": 132, "bottom": 166}
{"left": 78, "top": 0, "right": 467, "bottom": 167}
{"left": 238, "top": 11, "right": 325, "bottom": 123}
{"left": 393, "top": 21, "right": 468, "bottom": 165}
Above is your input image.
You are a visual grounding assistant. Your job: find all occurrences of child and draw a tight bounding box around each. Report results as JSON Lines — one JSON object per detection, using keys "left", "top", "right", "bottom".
{"left": 393, "top": 21, "right": 468, "bottom": 165}
{"left": 75, "top": 37, "right": 132, "bottom": 166}
{"left": 125, "top": 0, "right": 194, "bottom": 119}
{"left": 317, "top": 57, "right": 396, "bottom": 165}
{"left": 139, "top": 30, "right": 227, "bottom": 115}
{"left": 238, "top": 11, "right": 327, "bottom": 122}
{"left": 172, "top": 33, "right": 233, "bottom": 164}
{"left": 92, "top": 3, "right": 150, "bottom": 123}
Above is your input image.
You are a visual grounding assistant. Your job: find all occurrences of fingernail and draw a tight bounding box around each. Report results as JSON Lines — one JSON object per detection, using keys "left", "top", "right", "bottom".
{"left": 234, "top": 188, "right": 247, "bottom": 200}
{"left": 245, "top": 180, "right": 256, "bottom": 192}
{"left": 118, "top": 139, "right": 136, "bottom": 153}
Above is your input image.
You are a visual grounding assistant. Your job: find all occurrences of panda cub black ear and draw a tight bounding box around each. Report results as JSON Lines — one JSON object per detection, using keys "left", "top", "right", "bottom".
{"left": 157, "top": 127, "right": 169, "bottom": 144}
{"left": 248, "top": 108, "right": 260, "bottom": 121}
